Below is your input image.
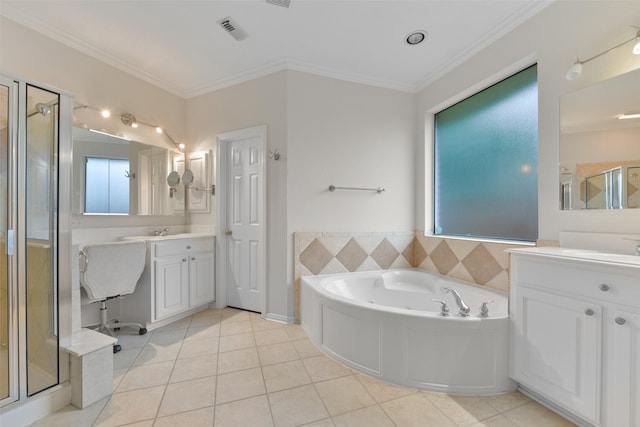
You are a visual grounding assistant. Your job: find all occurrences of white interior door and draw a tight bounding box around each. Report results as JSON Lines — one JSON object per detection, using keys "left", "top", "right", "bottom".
{"left": 223, "top": 129, "right": 265, "bottom": 312}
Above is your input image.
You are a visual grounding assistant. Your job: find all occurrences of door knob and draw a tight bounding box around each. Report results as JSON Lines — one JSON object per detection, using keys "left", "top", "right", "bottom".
{"left": 225, "top": 229, "right": 232, "bottom": 236}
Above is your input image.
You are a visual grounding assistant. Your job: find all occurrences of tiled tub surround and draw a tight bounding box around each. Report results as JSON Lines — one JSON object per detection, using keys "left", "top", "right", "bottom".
{"left": 32, "top": 307, "right": 576, "bottom": 427}
{"left": 294, "top": 232, "right": 527, "bottom": 321}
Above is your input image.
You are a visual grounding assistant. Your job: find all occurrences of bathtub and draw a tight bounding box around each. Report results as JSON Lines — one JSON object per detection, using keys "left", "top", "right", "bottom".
{"left": 300, "top": 269, "right": 516, "bottom": 395}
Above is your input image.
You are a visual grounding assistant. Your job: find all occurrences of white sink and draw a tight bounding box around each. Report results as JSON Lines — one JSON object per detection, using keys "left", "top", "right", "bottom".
{"left": 123, "top": 232, "right": 215, "bottom": 241}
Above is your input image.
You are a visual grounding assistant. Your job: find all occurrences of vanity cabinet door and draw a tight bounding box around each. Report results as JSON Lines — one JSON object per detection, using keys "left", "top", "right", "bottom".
{"left": 189, "top": 251, "right": 215, "bottom": 308}
{"left": 154, "top": 255, "right": 189, "bottom": 320}
{"left": 511, "top": 285, "right": 602, "bottom": 424}
{"left": 608, "top": 306, "right": 640, "bottom": 427}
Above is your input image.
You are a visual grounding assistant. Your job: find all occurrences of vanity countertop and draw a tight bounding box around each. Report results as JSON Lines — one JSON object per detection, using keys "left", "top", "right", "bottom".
{"left": 508, "top": 246, "right": 640, "bottom": 268}
{"left": 122, "top": 232, "right": 215, "bottom": 242}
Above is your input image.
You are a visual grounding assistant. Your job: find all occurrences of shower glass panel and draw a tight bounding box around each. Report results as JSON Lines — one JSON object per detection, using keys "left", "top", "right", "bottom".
{"left": 1, "top": 83, "right": 9, "bottom": 402}
{"left": 25, "top": 85, "right": 59, "bottom": 395}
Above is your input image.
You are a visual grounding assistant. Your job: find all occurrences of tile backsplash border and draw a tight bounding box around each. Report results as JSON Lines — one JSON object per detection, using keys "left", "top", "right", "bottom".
{"left": 294, "top": 231, "right": 543, "bottom": 322}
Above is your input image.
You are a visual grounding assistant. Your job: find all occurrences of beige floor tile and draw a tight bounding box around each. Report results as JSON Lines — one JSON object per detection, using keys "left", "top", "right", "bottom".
{"left": 116, "top": 360, "right": 174, "bottom": 392}
{"left": 148, "top": 329, "right": 187, "bottom": 345}
{"left": 157, "top": 376, "right": 217, "bottom": 417}
{"left": 115, "top": 331, "right": 151, "bottom": 350}
{"left": 217, "top": 347, "right": 260, "bottom": 374}
{"left": 424, "top": 392, "right": 498, "bottom": 426}
{"left": 263, "top": 360, "right": 311, "bottom": 392}
{"left": 216, "top": 367, "right": 266, "bottom": 404}
{"left": 255, "top": 328, "right": 290, "bottom": 346}
{"left": 132, "top": 342, "right": 182, "bottom": 366}
{"left": 153, "top": 316, "right": 193, "bottom": 331}
{"left": 113, "top": 368, "right": 127, "bottom": 390}
{"left": 220, "top": 320, "right": 253, "bottom": 336}
{"left": 190, "top": 311, "right": 223, "bottom": 328}
{"left": 251, "top": 316, "right": 286, "bottom": 332}
{"left": 219, "top": 332, "right": 256, "bottom": 353}
{"left": 214, "top": 395, "right": 274, "bottom": 427}
{"left": 268, "top": 384, "right": 329, "bottom": 427}
{"left": 170, "top": 353, "right": 217, "bottom": 383}
{"left": 154, "top": 406, "right": 215, "bottom": 427}
{"left": 332, "top": 405, "right": 395, "bottom": 427}
{"left": 185, "top": 324, "right": 221, "bottom": 340}
{"left": 222, "top": 309, "right": 253, "bottom": 323}
{"left": 355, "top": 373, "right": 415, "bottom": 403}
{"left": 503, "top": 402, "right": 576, "bottom": 427}
{"left": 178, "top": 336, "right": 219, "bottom": 358}
{"left": 31, "top": 396, "right": 108, "bottom": 427}
{"left": 293, "top": 339, "right": 323, "bottom": 358}
{"left": 302, "top": 355, "right": 352, "bottom": 382}
{"left": 300, "top": 419, "right": 335, "bottom": 427}
{"left": 315, "top": 375, "right": 375, "bottom": 416}
{"left": 113, "top": 348, "right": 140, "bottom": 370}
{"left": 118, "top": 421, "right": 154, "bottom": 427}
{"left": 380, "top": 393, "right": 456, "bottom": 427}
{"left": 284, "top": 325, "right": 308, "bottom": 341}
{"left": 482, "top": 391, "right": 532, "bottom": 413}
{"left": 258, "top": 341, "right": 300, "bottom": 366}
{"left": 93, "top": 385, "right": 164, "bottom": 427}
{"left": 469, "top": 414, "right": 520, "bottom": 427}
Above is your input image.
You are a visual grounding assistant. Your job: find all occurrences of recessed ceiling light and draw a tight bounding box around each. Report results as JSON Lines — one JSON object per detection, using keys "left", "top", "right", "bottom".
{"left": 406, "top": 30, "right": 427, "bottom": 46}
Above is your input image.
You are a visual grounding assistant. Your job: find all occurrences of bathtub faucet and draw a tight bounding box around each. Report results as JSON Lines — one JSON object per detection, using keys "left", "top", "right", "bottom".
{"left": 443, "top": 288, "right": 470, "bottom": 317}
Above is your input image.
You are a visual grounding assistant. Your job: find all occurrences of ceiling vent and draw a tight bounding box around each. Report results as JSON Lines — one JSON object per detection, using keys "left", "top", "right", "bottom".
{"left": 265, "top": 0, "right": 290, "bottom": 8}
{"left": 218, "top": 16, "right": 248, "bottom": 41}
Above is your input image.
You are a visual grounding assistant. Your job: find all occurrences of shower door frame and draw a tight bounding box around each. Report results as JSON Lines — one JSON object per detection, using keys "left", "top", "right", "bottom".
{"left": 0, "top": 75, "right": 73, "bottom": 410}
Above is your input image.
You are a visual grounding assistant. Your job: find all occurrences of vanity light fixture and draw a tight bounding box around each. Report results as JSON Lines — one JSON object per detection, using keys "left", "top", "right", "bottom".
{"left": 618, "top": 113, "right": 640, "bottom": 120}
{"left": 156, "top": 127, "right": 163, "bottom": 134}
{"left": 101, "top": 109, "right": 111, "bottom": 118}
{"left": 566, "top": 28, "right": 640, "bottom": 80}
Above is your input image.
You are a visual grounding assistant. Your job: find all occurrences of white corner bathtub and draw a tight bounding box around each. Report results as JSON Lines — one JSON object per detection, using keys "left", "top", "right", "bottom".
{"left": 300, "top": 269, "right": 516, "bottom": 395}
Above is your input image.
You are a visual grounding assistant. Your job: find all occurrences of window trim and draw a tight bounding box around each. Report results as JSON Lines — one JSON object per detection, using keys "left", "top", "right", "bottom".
{"left": 423, "top": 55, "right": 538, "bottom": 244}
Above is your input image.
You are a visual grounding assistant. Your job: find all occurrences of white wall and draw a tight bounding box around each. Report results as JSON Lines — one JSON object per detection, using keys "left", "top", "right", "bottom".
{"left": 416, "top": 0, "right": 640, "bottom": 240}
{"left": 186, "top": 71, "right": 289, "bottom": 319}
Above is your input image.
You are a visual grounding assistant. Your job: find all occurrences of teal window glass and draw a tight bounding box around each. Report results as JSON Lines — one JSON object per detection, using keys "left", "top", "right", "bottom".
{"left": 85, "top": 157, "right": 129, "bottom": 214}
{"left": 434, "top": 64, "right": 538, "bottom": 242}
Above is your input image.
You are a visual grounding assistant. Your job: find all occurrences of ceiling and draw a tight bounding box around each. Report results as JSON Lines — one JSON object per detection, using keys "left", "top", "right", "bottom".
{"left": 1, "top": 0, "right": 552, "bottom": 99}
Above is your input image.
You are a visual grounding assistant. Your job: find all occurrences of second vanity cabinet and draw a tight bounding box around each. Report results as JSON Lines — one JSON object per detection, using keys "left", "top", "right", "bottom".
{"left": 123, "top": 234, "right": 215, "bottom": 329}
{"left": 509, "top": 248, "right": 640, "bottom": 427}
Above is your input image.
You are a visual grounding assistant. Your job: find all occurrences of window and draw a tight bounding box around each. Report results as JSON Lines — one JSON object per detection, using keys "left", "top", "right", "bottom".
{"left": 434, "top": 64, "right": 538, "bottom": 242}
{"left": 84, "top": 157, "right": 130, "bottom": 214}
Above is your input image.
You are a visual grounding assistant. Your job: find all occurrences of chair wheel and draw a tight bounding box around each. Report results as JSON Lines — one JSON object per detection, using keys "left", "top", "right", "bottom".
{"left": 113, "top": 344, "right": 122, "bottom": 353}
{"left": 139, "top": 328, "right": 147, "bottom": 335}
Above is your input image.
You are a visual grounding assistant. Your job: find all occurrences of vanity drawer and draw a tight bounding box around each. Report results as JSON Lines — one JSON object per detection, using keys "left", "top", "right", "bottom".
{"left": 513, "top": 255, "right": 640, "bottom": 306}
{"left": 153, "top": 238, "right": 214, "bottom": 258}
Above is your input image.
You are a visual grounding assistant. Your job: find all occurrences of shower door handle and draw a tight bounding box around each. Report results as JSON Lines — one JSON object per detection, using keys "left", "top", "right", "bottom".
{"left": 225, "top": 229, "right": 233, "bottom": 236}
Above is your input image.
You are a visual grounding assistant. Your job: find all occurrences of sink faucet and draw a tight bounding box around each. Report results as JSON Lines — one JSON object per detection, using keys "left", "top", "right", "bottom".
{"left": 443, "top": 287, "right": 470, "bottom": 317}
{"left": 153, "top": 228, "right": 170, "bottom": 236}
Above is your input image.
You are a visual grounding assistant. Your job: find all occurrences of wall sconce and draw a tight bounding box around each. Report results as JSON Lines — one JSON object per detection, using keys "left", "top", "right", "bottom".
{"left": 566, "top": 28, "right": 640, "bottom": 80}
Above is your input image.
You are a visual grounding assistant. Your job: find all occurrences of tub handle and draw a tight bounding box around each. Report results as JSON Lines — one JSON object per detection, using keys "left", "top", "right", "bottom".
{"left": 432, "top": 299, "right": 449, "bottom": 317}
{"left": 479, "top": 300, "right": 494, "bottom": 318}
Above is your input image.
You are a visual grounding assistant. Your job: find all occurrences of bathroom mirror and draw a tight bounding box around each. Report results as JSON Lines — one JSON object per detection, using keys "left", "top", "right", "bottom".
{"left": 559, "top": 67, "right": 640, "bottom": 209}
{"left": 73, "top": 127, "right": 184, "bottom": 215}
{"left": 182, "top": 169, "right": 194, "bottom": 186}
{"left": 167, "top": 171, "right": 180, "bottom": 187}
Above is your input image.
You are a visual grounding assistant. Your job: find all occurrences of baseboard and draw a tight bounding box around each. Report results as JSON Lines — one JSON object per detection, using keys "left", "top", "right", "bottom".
{"left": 264, "top": 312, "right": 294, "bottom": 324}
{"left": 517, "top": 385, "right": 595, "bottom": 427}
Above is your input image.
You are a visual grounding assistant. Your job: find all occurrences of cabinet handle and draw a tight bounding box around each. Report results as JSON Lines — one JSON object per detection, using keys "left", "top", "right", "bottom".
{"left": 584, "top": 308, "right": 595, "bottom": 316}
{"left": 191, "top": 257, "right": 195, "bottom": 261}
{"left": 615, "top": 317, "right": 626, "bottom": 325}
{"left": 182, "top": 258, "right": 187, "bottom": 262}
{"left": 186, "top": 245, "right": 191, "bottom": 250}
{"left": 599, "top": 284, "right": 610, "bottom": 292}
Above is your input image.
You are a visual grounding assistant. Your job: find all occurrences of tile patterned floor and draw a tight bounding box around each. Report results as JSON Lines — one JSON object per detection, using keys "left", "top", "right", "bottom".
{"left": 32, "top": 308, "right": 576, "bottom": 427}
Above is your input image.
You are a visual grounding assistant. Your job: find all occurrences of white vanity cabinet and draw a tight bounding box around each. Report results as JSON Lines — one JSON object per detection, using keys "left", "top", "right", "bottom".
{"left": 123, "top": 234, "right": 215, "bottom": 329}
{"left": 509, "top": 248, "right": 640, "bottom": 427}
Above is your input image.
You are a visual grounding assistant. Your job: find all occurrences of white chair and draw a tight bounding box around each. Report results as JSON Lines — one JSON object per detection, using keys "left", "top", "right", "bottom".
{"left": 79, "top": 240, "right": 147, "bottom": 353}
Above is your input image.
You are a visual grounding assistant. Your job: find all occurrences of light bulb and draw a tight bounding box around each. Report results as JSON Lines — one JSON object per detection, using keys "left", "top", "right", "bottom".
{"left": 633, "top": 38, "right": 640, "bottom": 55}
{"left": 178, "top": 143, "right": 186, "bottom": 150}
{"left": 101, "top": 109, "right": 111, "bottom": 118}
{"left": 565, "top": 62, "right": 583, "bottom": 80}
{"left": 131, "top": 122, "right": 139, "bottom": 128}
{"left": 156, "top": 127, "right": 163, "bottom": 134}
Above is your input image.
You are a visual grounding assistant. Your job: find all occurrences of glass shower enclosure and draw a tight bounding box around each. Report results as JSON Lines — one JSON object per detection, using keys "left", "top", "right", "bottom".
{"left": 1, "top": 77, "right": 63, "bottom": 407}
